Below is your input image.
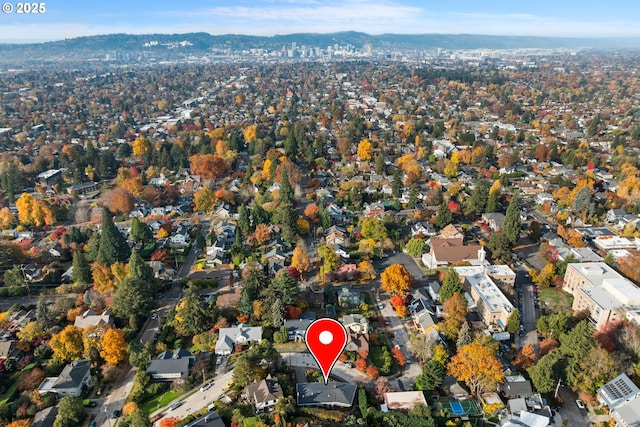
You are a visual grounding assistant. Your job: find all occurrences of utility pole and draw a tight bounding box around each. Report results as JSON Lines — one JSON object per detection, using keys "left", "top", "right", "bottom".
{"left": 554, "top": 378, "right": 562, "bottom": 399}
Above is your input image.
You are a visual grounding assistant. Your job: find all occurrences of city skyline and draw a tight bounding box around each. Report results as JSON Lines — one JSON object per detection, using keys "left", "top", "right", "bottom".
{"left": 2, "top": 0, "right": 640, "bottom": 43}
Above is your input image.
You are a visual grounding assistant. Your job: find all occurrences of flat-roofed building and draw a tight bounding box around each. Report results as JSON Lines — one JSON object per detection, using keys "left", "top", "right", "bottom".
{"left": 563, "top": 262, "right": 640, "bottom": 329}
{"left": 454, "top": 266, "right": 515, "bottom": 330}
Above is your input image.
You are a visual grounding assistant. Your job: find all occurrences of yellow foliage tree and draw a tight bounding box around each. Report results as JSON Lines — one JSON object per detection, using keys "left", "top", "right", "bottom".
{"left": 0, "top": 207, "right": 15, "bottom": 229}
{"left": 6, "top": 420, "right": 31, "bottom": 427}
{"left": 448, "top": 341, "right": 505, "bottom": 395}
{"left": 357, "top": 139, "right": 373, "bottom": 161}
{"left": 15, "top": 193, "right": 55, "bottom": 227}
{"left": 100, "top": 328, "right": 128, "bottom": 365}
{"left": 489, "top": 180, "right": 501, "bottom": 196}
{"left": 532, "top": 263, "right": 556, "bottom": 288}
{"left": 193, "top": 187, "right": 216, "bottom": 212}
{"left": 132, "top": 137, "right": 151, "bottom": 156}
{"left": 380, "top": 264, "right": 415, "bottom": 296}
{"left": 358, "top": 260, "right": 376, "bottom": 281}
{"left": 92, "top": 262, "right": 116, "bottom": 294}
{"left": 17, "top": 321, "right": 46, "bottom": 344}
{"left": 123, "top": 402, "right": 139, "bottom": 417}
{"left": 262, "top": 158, "right": 273, "bottom": 181}
{"left": 243, "top": 124, "right": 257, "bottom": 142}
{"left": 291, "top": 247, "right": 310, "bottom": 273}
{"left": 50, "top": 325, "right": 84, "bottom": 363}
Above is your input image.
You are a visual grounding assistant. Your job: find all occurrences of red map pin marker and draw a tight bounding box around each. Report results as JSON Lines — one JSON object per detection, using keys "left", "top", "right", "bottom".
{"left": 305, "top": 318, "right": 348, "bottom": 384}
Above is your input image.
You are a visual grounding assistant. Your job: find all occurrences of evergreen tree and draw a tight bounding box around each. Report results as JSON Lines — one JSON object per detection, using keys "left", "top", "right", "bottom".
{"left": 439, "top": 269, "right": 463, "bottom": 302}
{"left": 96, "top": 209, "right": 130, "bottom": 266}
{"left": 463, "top": 179, "right": 489, "bottom": 216}
{"left": 392, "top": 168, "right": 402, "bottom": 198}
{"left": 174, "top": 285, "right": 211, "bottom": 336}
{"left": 375, "top": 153, "right": 386, "bottom": 175}
{"left": 503, "top": 194, "right": 521, "bottom": 246}
{"left": 238, "top": 203, "right": 251, "bottom": 234}
{"left": 434, "top": 200, "right": 452, "bottom": 229}
{"left": 407, "top": 183, "right": 419, "bottom": 209}
{"left": 71, "top": 250, "right": 91, "bottom": 284}
{"left": 112, "top": 278, "right": 154, "bottom": 319}
{"left": 130, "top": 217, "right": 153, "bottom": 245}
{"left": 279, "top": 169, "right": 294, "bottom": 206}
{"left": 240, "top": 268, "right": 268, "bottom": 315}
{"left": 456, "top": 321, "right": 473, "bottom": 348}
{"left": 128, "top": 250, "right": 154, "bottom": 283}
{"left": 485, "top": 191, "right": 500, "bottom": 213}
{"left": 86, "top": 231, "right": 100, "bottom": 262}
{"left": 271, "top": 269, "right": 300, "bottom": 305}
{"left": 415, "top": 358, "right": 445, "bottom": 391}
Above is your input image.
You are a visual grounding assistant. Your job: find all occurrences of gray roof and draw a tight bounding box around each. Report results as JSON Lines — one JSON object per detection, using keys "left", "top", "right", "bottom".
{"left": 245, "top": 376, "right": 283, "bottom": 406}
{"left": 296, "top": 382, "right": 356, "bottom": 407}
{"left": 54, "top": 360, "right": 90, "bottom": 389}
{"left": 185, "top": 411, "right": 225, "bottom": 427}
{"left": 32, "top": 406, "right": 59, "bottom": 427}
{"left": 216, "top": 324, "right": 263, "bottom": 353}
{"left": 0, "top": 340, "right": 18, "bottom": 359}
{"left": 146, "top": 358, "right": 190, "bottom": 380}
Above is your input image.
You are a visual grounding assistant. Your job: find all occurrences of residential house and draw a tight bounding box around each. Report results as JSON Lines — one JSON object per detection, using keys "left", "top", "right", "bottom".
{"left": 183, "top": 411, "right": 225, "bottom": 427}
{"left": 39, "top": 360, "right": 92, "bottom": 397}
{"left": 333, "top": 244, "right": 350, "bottom": 259}
{"left": 243, "top": 375, "right": 283, "bottom": 413}
{"left": 341, "top": 314, "right": 369, "bottom": 334}
{"left": 215, "top": 287, "right": 242, "bottom": 308}
{"left": 325, "top": 225, "right": 348, "bottom": 247}
{"left": 481, "top": 213, "right": 505, "bottom": 232}
{"left": 410, "top": 222, "right": 436, "bottom": 238}
{"left": 499, "top": 375, "right": 533, "bottom": 399}
{"left": 439, "top": 224, "right": 464, "bottom": 239}
{"left": 428, "top": 281, "right": 441, "bottom": 303}
{"left": 214, "top": 203, "right": 232, "bottom": 219}
{"left": 597, "top": 373, "right": 640, "bottom": 427}
{"left": 215, "top": 324, "right": 263, "bottom": 355}
{"left": 422, "top": 238, "right": 482, "bottom": 269}
{"left": 284, "top": 319, "right": 313, "bottom": 342}
{"left": 32, "top": 406, "right": 59, "bottom": 427}
{"left": 299, "top": 286, "right": 325, "bottom": 309}
{"left": 296, "top": 382, "right": 357, "bottom": 408}
{"left": 146, "top": 349, "right": 194, "bottom": 382}
{"left": 0, "top": 340, "right": 20, "bottom": 360}
{"left": 67, "top": 181, "right": 100, "bottom": 195}
{"left": 408, "top": 289, "right": 437, "bottom": 334}
{"left": 169, "top": 225, "right": 190, "bottom": 247}
{"left": 382, "top": 391, "right": 429, "bottom": 412}
{"left": 335, "top": 264, "right": 358, "bottom": 281}
{"left": 344, "top": 331, "right": 369, "bottom": 356}
{"left": 337, "top": 287, "right": 362, "bottom": 308}
{"left": 73, "top": 309, "right": 114, "bottom": 329}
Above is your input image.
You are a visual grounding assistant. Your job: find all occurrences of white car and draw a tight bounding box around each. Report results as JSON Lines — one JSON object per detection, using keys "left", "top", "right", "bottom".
{"left": 200, "top": 383, "right": 213, "bottom": 392}
{"left": 576, "top": 399, "right": 585, "bottom": 409}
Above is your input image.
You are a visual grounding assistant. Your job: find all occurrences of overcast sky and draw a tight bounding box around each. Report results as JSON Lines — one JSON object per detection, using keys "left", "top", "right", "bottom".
{"left": 2, "top": 0, "right": 640, "bottom": 43}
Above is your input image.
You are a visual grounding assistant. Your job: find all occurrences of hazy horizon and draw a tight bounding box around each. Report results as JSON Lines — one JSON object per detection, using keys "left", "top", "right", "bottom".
{"left": 2, "top": 0, "right": 640, "bottom": 44}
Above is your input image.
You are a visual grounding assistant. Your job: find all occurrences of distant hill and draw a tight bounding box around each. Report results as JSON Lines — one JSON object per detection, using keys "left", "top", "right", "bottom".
{"left": 1, "top": 31, "right": 639, "bottom": 63}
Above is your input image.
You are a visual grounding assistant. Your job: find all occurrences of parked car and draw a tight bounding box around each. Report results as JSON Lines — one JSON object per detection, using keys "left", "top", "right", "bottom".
{"left": 169, "top": 401, "right": 183, "bottom": 411}
{"left": 151, "top": 312, "right": 158, "bottom": 320}
{"left": 83, "top": 399, "right": 97, "bottom": 407}
{"left": 576, "top": 399, "right": 585, "bottom": 409}
{"left": 216, "top": 356, "right": 223, "bottom": 365}
{"left": 150, "top": 413, "right": 165, "bottom": 422}
{"left": 111, "top": 410, "right": 121, "bottom": 419}
{"left": 200, "top": 382, "right": 213, "bottom": 392}
{"left": 343, "top": 361, "right": 355, "bottom": 368}
{"left": 89, "top": 421, "right": 96, "bottom": 427}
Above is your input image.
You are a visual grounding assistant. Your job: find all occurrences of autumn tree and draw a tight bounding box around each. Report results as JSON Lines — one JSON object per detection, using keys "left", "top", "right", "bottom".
{"left": 193, "top": 187, "right": 216, "bottom": 213}
{"left": 17, "top": 321, "right": 46, "bottom": 344}
{"left": 380, "top": 264, "right": 415, "bottom": 296}
{"left": 105, "top": 186, "right": 135, "bottom": 215}
{"left": 357, "top": 139, "right": 373, "bottom": 161}
{"left": 50, "top": 325, "right": 84, "bottom": 363}
{"left": 439, "top": 292, "right": 467, "bottom": 340}
{"left": 0, "top": 207, "right": 15, "bottom": 229}
{"left": 514, "top": 343, "right": 537, "bottom": 370}
{"left": 15, "top": 192, "right": 55, "bottom": 227}
{"left": 448, "top": 341, "right": 505, "bottom": 395}
{"left": 189, "top": 154, "right": 230, "bottom": 180}
{"left": 254, "top": 223, "right": 271, "bottom": 246}
{"left": 304, "top": 203, "right": 319, "bottom": 221}
{"left": 291, "top": 247, "right": 310, "bottom": 273}
{"left": 361, "top": 217, "right": 388, "bottom": 243}
{"left": 404, "top": 238, "right": 426, "bottom": 258}
{"left": 100, "top": 328, "right": 128, "bottom": 365}
{"left": 132, "top": 136, "right": 151, "bottom": 157}
{"left": 318, "top": 244, "right": 339, "bottom": 276}
{"left": 358, "top": 260, "right": 376, "bottom": 281}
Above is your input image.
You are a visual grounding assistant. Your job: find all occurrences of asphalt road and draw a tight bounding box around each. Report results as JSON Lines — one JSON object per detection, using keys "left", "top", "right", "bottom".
{"left": 515, "top": 266, "right": 539, "bottom": 351}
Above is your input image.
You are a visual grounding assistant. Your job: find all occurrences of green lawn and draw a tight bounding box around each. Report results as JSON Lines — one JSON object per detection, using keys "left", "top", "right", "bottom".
{"left": 139, "top": 390, "right": 182, "bottom": 414}
{"left": 539, "top": 287, "right": 573, "bottom": 312}
{"left": 274, "top": 341, "right": 307, "bottom": 353}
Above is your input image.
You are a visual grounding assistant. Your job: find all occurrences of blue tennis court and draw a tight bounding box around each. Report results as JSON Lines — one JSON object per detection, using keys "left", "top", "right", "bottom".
{"left": 450, "top": 401, "right": 464, "bottom": 415}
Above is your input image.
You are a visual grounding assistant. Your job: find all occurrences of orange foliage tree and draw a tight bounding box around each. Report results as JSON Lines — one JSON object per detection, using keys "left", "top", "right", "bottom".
{"left": 291, "top": 247, "right": 310, "bottom": 273}
{"left": 189, "top": 154, "right": 230, "bottom": 180}
{"left": 254, "top": 223, "right": 271, "bottom": 245}
{"left": 391, "top": 347, "right": 406, "bottom": 366}
{"left": 355, "top": 358, "right": 367, "bottom": 371}
{"left": 365, "top": 365, "right": 380, "bottom": 378}
{"left": 105, "top": 186, "right": 135, "bottom": 215}
{"left": 380, "top": 264, "right": 415, "bottom": 296}
{"left": 514, "top": 343, "right": 537, "bottom": 370}
{"left": 304, "top": 203, "right": 318, "bottom": 220}
{"left": 439, "top": 292, "right": 468, "bottom": 340}
{"left": 100, "top": 328, "right": 128, "bottom": 365}
{"left": 447, "top": 341, "right": 505, "bottom": 395}
{"left": 122, "top": 402, "right": 138, "bottom": 416}
{"left": 159, "top": 418, "right": 181, "bottom": 427}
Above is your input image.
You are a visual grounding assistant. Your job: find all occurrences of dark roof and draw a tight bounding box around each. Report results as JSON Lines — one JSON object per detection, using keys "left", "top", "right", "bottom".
{"left": 296, "top": 382, "right": 357, "bottom": 407}
{"left": 185, "top": 411, "right": 225, "bottom": 427}
{"left": 54, "top": 360, "right": 90, "bottom": 389}
{"left": 245, "top": 375, "right": 283, "bottom": 406}
{"left": 32, "top": 405, "right": 59, "bottom": 427}
{"left": 146, "top": 358, "right": 190, "bottom": 380}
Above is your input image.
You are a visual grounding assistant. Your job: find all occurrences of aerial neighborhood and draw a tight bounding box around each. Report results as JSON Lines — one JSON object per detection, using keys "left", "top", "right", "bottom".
{"left": 1, "top": 35, "right": 640, "bottom": 427}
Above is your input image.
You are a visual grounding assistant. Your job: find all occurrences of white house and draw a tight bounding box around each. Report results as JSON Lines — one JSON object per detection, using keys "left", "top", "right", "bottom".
{"left": 215, "top": 324, "right": 263, "bottom": 355}
{"left": 38, "top": 360, "right": 92, "bottom": 397}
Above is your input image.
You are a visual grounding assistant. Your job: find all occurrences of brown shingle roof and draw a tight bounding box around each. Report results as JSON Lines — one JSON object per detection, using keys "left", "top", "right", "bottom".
{"left": 430, "top": 237, "right": 481, "bottom": 263}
